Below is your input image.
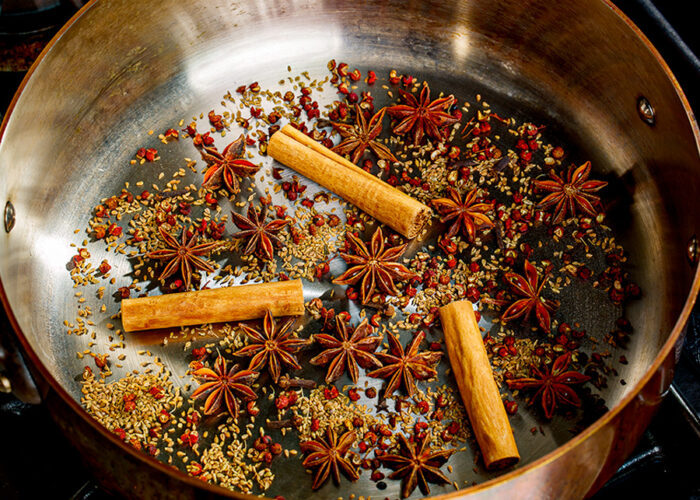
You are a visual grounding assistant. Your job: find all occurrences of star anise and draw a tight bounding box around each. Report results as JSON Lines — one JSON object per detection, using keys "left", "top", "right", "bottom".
{"left": 190, "top": 355, "right": 258, "bottom": 418}
{"left": 506, "top": 352, "right": 590, "bottom": 419}
{"left": 431, "top": 187, "right": 494, "bottom": 240}
{"left": 300, "top": 427, "right": 359, "bottom": 490}
{"left": 333, "top": 227, "right": 416, "bottom": 305}
{"left": 379, "top": 433, "right": 454, "bottom": 498}
{"left": 386, "top": 83, "right": 458, "bottom": 145}
{"left": 367, "top": 331, "right": 441, "bottom": 397}
{"left": 501, "top": 260, "right": 557, "bottom": 334}
{"left": 310, "top": 316, "right": 383, "bottom": 384}
{"left": 230, "top": 203, "right": 288, "bottom": 260}
{"left": 533, "top": 161, "right": 608, "bottom": 224}
{"left": 145, "top": 226, "right": 220, "bottom": 290}
{"left": 234, "top": 310, "right": 309, "bottom": 384}
{"left": 200, "top": 134, "right": 260, "bottom": 195}
{"left": 331, "top": 104, "right": 397, "bottom": 164}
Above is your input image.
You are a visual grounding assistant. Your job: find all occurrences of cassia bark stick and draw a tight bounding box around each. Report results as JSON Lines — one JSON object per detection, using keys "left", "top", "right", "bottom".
{"left": 439, "top": 299, "right": 519, "bottom": 469}
{"left": 267, "top": 124, "right": 431, "bottom": 239}
{"left": 121, "top": 279, "right": 304, "bottom": 332}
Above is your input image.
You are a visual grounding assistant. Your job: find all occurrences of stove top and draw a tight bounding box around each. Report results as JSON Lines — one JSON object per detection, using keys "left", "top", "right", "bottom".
{"left": 1, "top": 1, "right": 699, "bottom": 499}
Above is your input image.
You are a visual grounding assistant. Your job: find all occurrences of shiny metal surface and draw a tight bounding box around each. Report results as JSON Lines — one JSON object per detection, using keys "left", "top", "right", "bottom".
{"left": 0, "top": 0, "right": 698, "bottom": 498}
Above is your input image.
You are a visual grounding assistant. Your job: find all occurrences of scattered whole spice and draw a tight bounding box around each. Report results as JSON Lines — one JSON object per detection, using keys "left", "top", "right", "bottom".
{"left": 310, "top": 316, "right": 383, "bottom": 384}
{"left": 230, "top": 203, "right": 289, "bottom": 260}
{"left": 190, "top": 355, "right": 259, "bottom": 418}
{"left": 200, "top": 134, "right": 260, "bottom": 195}
{"left": 501, "top": 260, "right": 558, "bottom": 334}
{"left": 145, "top": 226, "right": 220, "bottom": 291}
{"left": 533, "top": 161, "right": 608, "bottom": 224}
{"left": 368, "top": 330, "right": 442, "bottom": 397}
{"left": 505, "top": 352, "right": 590, "bottom": 419}
{"left": 235, "top": 310, "right": 309, "bottom": 383}
{"left": 71, "top": 60, "right": 641, "bottom": 498}
{"left": 331, "top": 104, "right": 397, "bottom": 164}
{"left": 386, "top": 83, "right": 458, "bottom": 145}
{"left": 333, "top": 226, "right": 416, "bottom": 305}
{"left": 379, "top": 433, "right": 454, "bottom": 498}
{"left": 300, "top": 427, "right": 360, "bottom": 489}
{"left": 431, "top": 187, "right": 494, "bottom": 241}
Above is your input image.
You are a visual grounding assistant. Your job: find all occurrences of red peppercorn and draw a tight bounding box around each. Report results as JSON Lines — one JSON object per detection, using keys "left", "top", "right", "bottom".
{"left": 348, "top": 388, "right": 361, "bottom": 402}
{"left": 370, "top": 471, "right": 385, "bottom": 482}
{"left": 324, "top": 386, "right": 339, "bottom": 400}
{"left": 275, "top": 394, "right": 290, "bottom": 410}
{"left": 246, "top": 401, "right": 259, "bottom": 417}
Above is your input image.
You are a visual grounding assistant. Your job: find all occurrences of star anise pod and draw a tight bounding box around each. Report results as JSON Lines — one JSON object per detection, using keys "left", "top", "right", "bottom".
{"left": 333, "top": 227, "right": 416, "bottom": 305}
{"left": 367, "top": 330, "right": 441, "bottom": 397}
{"left": 200, "top": 134, "right": 260, "bottom": 195}
{"left": 380, "top": 433, "right": 454, "bottom": 498}
{"left": 310, "top": 316, "right": 383, "bottom": 384}
{"left": 501, "top": 260, "right": 558, "bottom": 334}
{"left": 506, "top": 352, "right": 590, "bottom": 419}
{"left": 190, "top": 355, "right": 258, "bottom": 418}
{"left": 145, "top": 226, "right": 220, "bottom": 290}
{"left": 234, "top": 310, "right": 309, "bottom": 384}
{"left": 431, "top": 187, "right": 494, "bottom": 240}
{"left": 386, "top": 83, "right": 458, "bottom": 145}
{"left": 230, "top": 203, "right": 288, "bottom": 260}
{"left": 300, "top": 427, "right": 359, "bottom": 490}
{"left": 331, "top": 104, "right": 397, "bottom": 164}
{"left": 533, "top": 161, "right": 608, "bottom": 224}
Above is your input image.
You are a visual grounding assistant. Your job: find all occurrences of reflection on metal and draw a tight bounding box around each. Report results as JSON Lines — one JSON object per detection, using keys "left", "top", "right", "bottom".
{"left": 3, "top": 201, "right": 15, "bottom": 233}
{"left": 637, "top": 96, "right": 656, "bottom": 126}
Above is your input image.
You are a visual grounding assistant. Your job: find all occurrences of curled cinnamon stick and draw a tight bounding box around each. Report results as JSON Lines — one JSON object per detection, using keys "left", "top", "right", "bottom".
{"left": 439, "top": 300, "right": 519, "bottom": 470}
{"left": 121, "top": 280, "right": 304, "bottom": 332}
{"left": 267, "top": 124, "right": 431, "bottom": 239}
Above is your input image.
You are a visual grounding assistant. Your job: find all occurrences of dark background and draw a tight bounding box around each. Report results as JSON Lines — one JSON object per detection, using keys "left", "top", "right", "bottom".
{"left": 0, "top": 0, "right": 699, "bottom": 498}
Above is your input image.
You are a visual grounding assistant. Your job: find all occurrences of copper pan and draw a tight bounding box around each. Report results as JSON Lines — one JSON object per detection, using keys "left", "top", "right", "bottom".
{"left": 0, "top": 0, "right": 698, "bottom": 498}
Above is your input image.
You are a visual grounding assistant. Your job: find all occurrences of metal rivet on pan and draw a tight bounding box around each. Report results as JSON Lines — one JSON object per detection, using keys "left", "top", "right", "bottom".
{"left": 688, "top": 235, "right": 698, "bottom": 266}
{"left": 0, "top": 375, "right": 11, "bottom": 394}
{"left": 4, "top": 201, "right": 15, "bottom": 233}
{"left": 637, "top": 96, "right": 655, "bottom": 126}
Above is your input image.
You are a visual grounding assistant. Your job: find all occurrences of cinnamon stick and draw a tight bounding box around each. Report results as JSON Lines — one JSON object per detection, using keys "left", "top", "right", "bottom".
{"left": 439, "top": 300, "right": 519, "bottom": 470}
{"left": 267, "top": 124, "right": 431, "bottom": 239}
{"left": 121, "top": 280, "right": 304, "bottom": 332}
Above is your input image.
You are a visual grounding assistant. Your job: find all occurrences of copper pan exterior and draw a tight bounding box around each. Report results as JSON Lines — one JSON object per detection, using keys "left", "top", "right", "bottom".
{"left": 0, "top": 0, "right": 698, "bottom": 498}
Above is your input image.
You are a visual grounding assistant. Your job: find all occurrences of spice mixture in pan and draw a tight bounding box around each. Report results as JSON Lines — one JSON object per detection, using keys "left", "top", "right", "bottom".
{"left": 66, "top": 61, "right": 639, "bottom": 498}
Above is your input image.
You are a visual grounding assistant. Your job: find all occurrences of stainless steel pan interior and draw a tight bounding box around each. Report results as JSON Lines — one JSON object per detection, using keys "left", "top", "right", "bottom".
{"left": 0, "top": 0, "right": 698, "bottom": 498}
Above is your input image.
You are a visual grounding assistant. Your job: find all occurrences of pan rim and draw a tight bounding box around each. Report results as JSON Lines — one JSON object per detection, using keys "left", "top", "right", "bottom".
{"left": 0, "top": 0, "right": 698, "bottom": 497}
